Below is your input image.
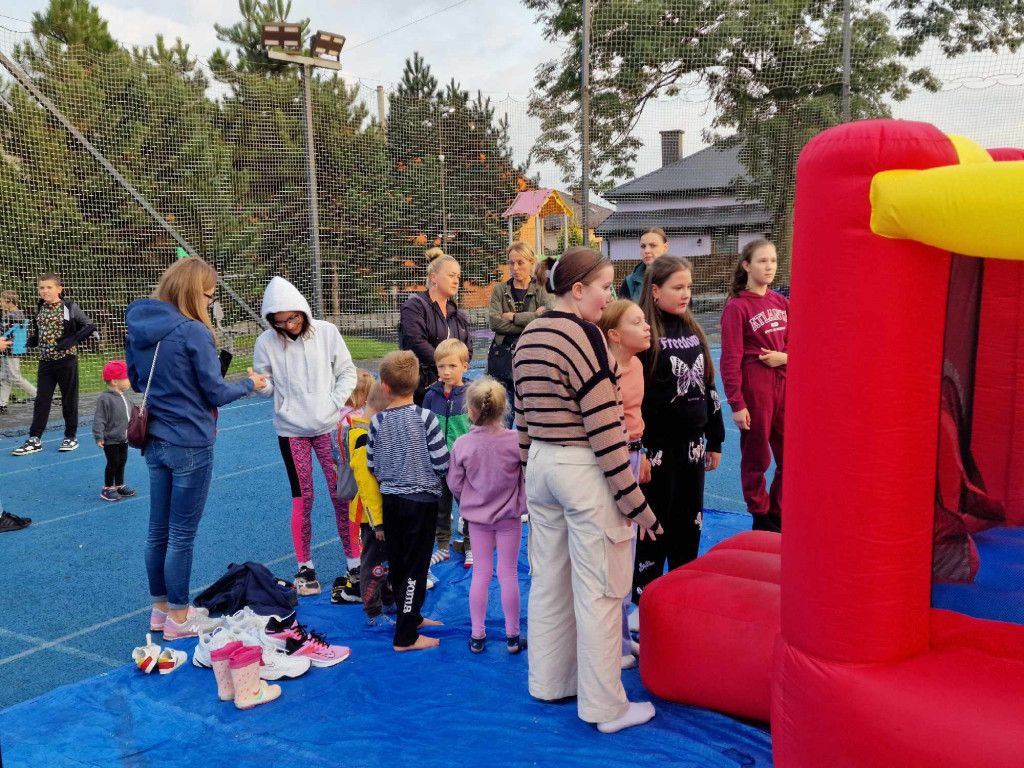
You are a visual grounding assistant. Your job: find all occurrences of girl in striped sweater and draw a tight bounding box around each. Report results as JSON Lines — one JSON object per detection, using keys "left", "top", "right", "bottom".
{"left": 513, "top": 247, "right": 662, "bottom": 734}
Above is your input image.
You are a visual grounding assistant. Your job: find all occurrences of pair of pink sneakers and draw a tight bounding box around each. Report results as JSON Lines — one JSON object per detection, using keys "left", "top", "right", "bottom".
{"left": 209, "top": 643, "right": 282, "bottom": 710}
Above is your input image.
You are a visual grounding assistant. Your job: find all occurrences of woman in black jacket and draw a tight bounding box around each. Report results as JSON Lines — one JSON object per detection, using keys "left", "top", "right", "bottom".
{"left": 399, "top": 248, "right": 471, "bottom": 404}
{"left": 487, "top": 242, "right": 553, "bottom": 421}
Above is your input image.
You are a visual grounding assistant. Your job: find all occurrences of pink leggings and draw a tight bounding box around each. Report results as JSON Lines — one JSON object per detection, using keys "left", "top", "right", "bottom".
{"left": 278, "top": 434, "right": 358, "bottom": 563}
{"left": 467, "top": 518, "right": 522, "bottom": 638}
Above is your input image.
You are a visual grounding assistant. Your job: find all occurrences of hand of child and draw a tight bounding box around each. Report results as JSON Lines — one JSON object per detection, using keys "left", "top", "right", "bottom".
{"left": 638, "top": 453, "right": 651, "bottom": 484}
{"left": 759, "top": 348, "right": 787, "bottom": 368}
{"left": 501, "top": 311, "right": 515, "bottom": 322}
{"left": 247, "top": 368, "right": 268, "bottom": 391}
{"left": 375, "top": 529, "right": 385, "bottom": 542}
{"left": 732, "top": 408, "right": 751, "bottom": 430}
{"left": 706, "top": 451, "right": 721, "bottom": 471}
{"left": 639, "top": 522, "right": 664, "bottom": 541}
{"left": 96, "top": 441, "right": 104, "bottom": 448}
{"left": 0, "top": 337, "right": 11, "bottom": 351}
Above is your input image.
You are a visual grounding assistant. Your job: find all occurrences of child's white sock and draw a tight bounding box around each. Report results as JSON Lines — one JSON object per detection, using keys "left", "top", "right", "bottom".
{"left": 597, "top": 701, "right": 656, "bottom": 734}
{"left": 346, "top": 556, "right": 360, "bottom": 570}
{"left": 300, "top": 560, "right": 314, "bottom": 570}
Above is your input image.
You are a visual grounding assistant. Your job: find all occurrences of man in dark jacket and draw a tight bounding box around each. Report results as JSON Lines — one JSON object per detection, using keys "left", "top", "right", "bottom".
{"left": 12, "top": 273, "right": 96, "bottom": 455}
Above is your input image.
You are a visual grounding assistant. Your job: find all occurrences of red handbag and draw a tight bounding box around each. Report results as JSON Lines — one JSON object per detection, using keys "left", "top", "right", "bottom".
{"left": 128, "top": 341, "right": 161, "bottom": 453}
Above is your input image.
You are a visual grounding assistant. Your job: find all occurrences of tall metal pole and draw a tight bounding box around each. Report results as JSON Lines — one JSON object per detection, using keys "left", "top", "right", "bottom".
{"left": 438, "top": 130, "right": 448, "bottom": 251}
{"left": 580, "top": 0, "right": 592, "bottom": 246}
{"left": 376, "top": 85, "right": 387, "bottom": 132}
{"left": 841, "top": 0, "right": 852, "bottom": 123}
{"left": 300, "top": 64, "right": 324, "bottom": 319}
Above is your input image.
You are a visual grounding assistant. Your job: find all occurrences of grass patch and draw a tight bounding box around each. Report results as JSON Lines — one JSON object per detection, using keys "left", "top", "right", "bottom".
{"left": 13, "top": 336, "right": 398, "bottom": 396}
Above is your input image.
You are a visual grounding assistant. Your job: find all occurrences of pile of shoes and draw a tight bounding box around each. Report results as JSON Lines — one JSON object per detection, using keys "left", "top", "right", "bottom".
{"left": 190, "top": 607, "right": 351, "bottom": 709}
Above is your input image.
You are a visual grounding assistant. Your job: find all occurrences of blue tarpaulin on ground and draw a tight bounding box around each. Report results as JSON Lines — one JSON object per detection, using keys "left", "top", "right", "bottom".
{"left": 0, "top": 510, "right": 772, "bottom": 768}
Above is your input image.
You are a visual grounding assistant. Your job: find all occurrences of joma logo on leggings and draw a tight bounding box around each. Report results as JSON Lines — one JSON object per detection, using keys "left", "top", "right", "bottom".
{"left": 403, "top": 580, "right": 416, "bottom": 613}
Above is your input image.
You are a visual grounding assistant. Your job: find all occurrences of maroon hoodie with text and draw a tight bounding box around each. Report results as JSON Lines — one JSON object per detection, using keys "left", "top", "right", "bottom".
{"left": 719, "top": 289, "right": 790, "bottom": 412}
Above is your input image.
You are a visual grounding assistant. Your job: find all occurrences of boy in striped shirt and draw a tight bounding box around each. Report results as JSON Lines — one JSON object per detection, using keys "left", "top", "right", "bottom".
{"left": 367, "top": 351, "right": 449, "bottom": 651}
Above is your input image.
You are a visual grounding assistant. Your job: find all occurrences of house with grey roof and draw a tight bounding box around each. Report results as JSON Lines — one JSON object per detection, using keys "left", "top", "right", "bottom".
{"left": 597, "top": 132, "right": 771, "bottom": 263}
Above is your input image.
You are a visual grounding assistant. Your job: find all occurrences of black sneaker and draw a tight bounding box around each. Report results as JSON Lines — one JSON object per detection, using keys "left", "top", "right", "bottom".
{"left": 506, "top": 635, "right": 528, "bottom": 655}
{"left": 12, "top": 437, "right": 41, "bottom": 456}
{"left": 0, "top": 405, "right": 8, "bottom": 415}
{"left": 58, "top": 438, "right": 79, "bottom": 452}
{"left": 294, "top": 565, "right": 321, "bottom": 596}
{"left": 0, "top": 511, "right": 32, "bottom": 533}
{"left": 348, "top": 565, "right": 360, "bottom": 585}
{"left": 330, "top": 575, "right": 361, "bottom": 604}
{"left": 117, "top": 486, "right": 138, "bottom": 497}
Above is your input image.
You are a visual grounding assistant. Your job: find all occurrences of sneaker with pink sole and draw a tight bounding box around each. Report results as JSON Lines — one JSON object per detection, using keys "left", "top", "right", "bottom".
{"left": 163, "top": 607, "right": 226, "bottom": 641}
{"left": 284, "top": 629, "right": 351, "bottom": 667}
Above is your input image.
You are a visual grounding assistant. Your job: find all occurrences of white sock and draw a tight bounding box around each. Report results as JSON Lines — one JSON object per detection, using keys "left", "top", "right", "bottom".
{"left": 346, "top": 556, "right": 360, "bottom": 570}
{"left": 299, "top": 561, "right": 314, "bottom": 570}
{"left": 620, "top": 655, "right": 637, "bottom": 670}
{"left": 597, "top": 701, "right": 656, "bottom": 734}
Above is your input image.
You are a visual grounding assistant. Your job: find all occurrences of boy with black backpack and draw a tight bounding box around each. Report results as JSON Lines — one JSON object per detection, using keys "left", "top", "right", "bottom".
{"left": 334, "top": 381, "right": 396, "bottom": 624}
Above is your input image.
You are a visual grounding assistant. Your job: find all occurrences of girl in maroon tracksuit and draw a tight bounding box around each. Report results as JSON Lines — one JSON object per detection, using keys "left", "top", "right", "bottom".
{"left": 720, "top": 239, "right": 789, "bottom": 532}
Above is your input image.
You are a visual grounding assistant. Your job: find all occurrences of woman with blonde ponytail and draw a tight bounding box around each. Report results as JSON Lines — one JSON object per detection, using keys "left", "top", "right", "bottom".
{"left": 446, "top": 376, "right": 527, "bottom": 655}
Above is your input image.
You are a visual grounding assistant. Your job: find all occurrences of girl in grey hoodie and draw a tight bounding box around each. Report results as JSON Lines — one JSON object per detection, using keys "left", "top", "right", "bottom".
{"left": 253, "top": 277, "right": 358, "bottom": 596}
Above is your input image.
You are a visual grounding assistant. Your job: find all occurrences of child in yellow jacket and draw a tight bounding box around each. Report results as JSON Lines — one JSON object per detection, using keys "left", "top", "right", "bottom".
{"left": 348, "top": 382, "right": 396, "bottom": 624}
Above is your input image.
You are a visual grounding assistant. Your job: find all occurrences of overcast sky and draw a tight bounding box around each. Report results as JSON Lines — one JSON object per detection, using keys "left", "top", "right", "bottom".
{"left": 5, "top": 1, "right": 1024, "bottom": 191}
{"left": 8, "top": 0, "right": 559, "bottom": 94}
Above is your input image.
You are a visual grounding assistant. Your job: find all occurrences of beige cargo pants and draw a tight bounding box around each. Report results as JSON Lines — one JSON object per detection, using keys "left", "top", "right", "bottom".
{"left": 526, "top": 441, "right": 636, "bottom": 723}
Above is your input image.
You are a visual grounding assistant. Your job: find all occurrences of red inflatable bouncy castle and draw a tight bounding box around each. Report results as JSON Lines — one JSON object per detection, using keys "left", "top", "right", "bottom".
{"left": 641, "top": 120, "right": 1024, "bottom": 767}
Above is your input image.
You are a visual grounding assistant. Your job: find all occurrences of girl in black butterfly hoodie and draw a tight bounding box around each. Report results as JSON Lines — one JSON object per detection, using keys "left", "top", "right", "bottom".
{"left": 633, "top": 256, "right": 725, "bottom": 604}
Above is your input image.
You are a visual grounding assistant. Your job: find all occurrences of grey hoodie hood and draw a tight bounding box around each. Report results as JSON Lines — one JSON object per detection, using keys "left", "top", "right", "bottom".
{"left": 261, "top": 276, "right": 314, "bottom": 326}
{"left": 252, "top": 277, "right": 357, "bottom": 438}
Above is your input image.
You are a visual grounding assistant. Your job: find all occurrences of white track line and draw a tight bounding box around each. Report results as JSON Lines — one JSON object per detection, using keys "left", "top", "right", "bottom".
{"left": 0, "top": 627, "right": 121, "bottom": 668}
{"left": 0, "top": 452, "right": 104, "bottom": 477}
{"left": 705, "top": 491, "right": 747, "bottom": 507}
{"left": 217, "top": 418, "right": 274, "bottom": 433}
{"left": 29, "top": 460, "right": 281, "bottom": 527}
{"left": 0, "top": 537, "right": 337, "bottom": 668}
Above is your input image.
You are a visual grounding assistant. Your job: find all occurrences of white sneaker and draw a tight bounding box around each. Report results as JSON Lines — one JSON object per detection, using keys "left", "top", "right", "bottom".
{"left": 193, "top": 626, "right": 239, "bottom": 668}
{"left": 163, "top": 606, "right": 226, "bottom": 641}
{"left": 225, "top": 606, "right": 268, "bottom": 630}
{"left": 232, "top": 619, "right": 312, "bottom": 680}
{"left": 426, "top": 569, "right": 437, "bottom": 590}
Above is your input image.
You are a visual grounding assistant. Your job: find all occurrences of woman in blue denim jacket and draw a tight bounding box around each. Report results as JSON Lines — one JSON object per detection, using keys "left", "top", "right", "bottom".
{"left": 126, "top": 258, "right": 267, "bottom": 640}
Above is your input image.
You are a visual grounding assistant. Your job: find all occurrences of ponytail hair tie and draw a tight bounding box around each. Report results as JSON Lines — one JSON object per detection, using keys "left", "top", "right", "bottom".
{"left": 547, "top": 255, "right": 561, "bottom": 292}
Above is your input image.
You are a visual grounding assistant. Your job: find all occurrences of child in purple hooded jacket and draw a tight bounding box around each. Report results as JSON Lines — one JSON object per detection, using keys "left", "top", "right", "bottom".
{"left": 446, "top": 376, "right": 527, "bottom": 655}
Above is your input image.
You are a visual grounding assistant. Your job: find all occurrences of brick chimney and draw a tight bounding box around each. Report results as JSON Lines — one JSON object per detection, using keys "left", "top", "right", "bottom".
{"left": 660, "top": 130, "right": 684, "bottom": 166}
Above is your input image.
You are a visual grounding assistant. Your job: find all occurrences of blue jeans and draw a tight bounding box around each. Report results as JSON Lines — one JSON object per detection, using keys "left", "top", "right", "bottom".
{"left": 144, "top": 441, "right": 215, "bottom": 610}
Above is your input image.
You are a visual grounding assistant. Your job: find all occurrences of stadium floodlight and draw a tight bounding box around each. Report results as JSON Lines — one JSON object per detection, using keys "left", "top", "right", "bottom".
{"left": 261, "top": 22, "right": 303, "bottom": 51}
{"left": 260, "top": 22, "right": 347, "bottom": 321}
{"left": 310, "top": 31, "right": 345, "bottom": 61}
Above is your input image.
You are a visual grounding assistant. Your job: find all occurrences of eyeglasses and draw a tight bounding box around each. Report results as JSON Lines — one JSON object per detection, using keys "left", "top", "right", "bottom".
{"left": 272, "top": 314, "right": 303, "bottom": 328}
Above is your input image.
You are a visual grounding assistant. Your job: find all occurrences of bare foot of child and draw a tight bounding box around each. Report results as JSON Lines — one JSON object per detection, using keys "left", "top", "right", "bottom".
{"left": 394, "top": 635, "right": 441, "bottom": 652}
{"left": 418, "top": 618, "right": 443, "bottom": 628}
